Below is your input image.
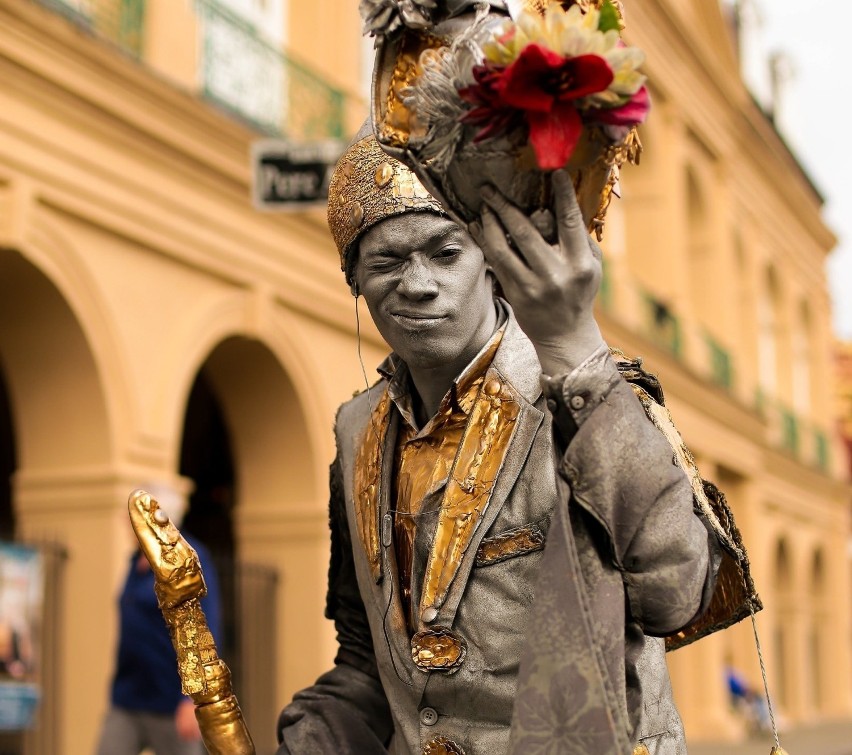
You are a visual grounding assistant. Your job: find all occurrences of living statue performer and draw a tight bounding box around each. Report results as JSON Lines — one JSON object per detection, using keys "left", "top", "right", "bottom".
{"left": 272, "top": 0, "right": 766, "bottom": 751}
{"left": 275, "top": 126, "right": 722, "bottom": 753}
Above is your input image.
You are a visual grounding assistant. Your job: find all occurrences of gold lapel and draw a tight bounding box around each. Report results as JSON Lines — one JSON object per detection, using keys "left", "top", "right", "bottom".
{"left": 420, "top": 369, "right": 521, "bottom": 616}
{"left": 353, "top": 387, "right": 392, "bottom": 583}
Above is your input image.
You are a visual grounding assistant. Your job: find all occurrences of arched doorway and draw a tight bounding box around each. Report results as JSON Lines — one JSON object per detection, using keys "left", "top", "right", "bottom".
{"left": 178, "top": 368, "right": 238, "bottom": 681}
{"left": 0, "top": 364, "right": 16, "bottom": 540}
{"left": 0, "top": 247, "right": 113, "bottom": 755}
{"left": 178, "top": 334, "right": 322, "bottom": 752}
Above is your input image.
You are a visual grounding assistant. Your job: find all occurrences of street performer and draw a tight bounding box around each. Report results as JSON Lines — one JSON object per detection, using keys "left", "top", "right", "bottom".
{"left": 274, "top": 130, "right": 721, "bottom": 755}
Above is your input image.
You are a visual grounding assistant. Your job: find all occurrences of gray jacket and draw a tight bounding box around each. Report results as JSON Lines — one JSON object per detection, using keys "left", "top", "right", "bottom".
{"left": 278, "top": 312, "right": 716, "bottom": 755}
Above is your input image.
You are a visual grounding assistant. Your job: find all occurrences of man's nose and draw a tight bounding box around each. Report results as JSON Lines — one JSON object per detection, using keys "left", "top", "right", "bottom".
{"left": 397, "top": 257, "right": 438, "bottom": 299}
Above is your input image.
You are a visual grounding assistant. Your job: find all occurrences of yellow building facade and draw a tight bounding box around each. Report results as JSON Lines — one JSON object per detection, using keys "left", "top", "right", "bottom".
{"left": 0, "top": 0, "right": 848, "bottom": 753}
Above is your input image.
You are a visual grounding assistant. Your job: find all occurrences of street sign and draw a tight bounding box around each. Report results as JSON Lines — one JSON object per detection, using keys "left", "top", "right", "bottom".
{"left": 251, "top": 139, "right": 344, "bottom": 210}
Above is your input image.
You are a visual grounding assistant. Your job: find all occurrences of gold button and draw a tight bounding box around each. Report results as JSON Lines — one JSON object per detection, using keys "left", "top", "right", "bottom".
{"left": 483, "top": 378, "right": 501, "bottom": 396}
{"left": 375, "top": 162, "right": 394, "bottom": 188}
{"left": 633, "top": 745, "right": 651, "bottom": 755}
{"left": 348, "top": 202, "right": 364, "bottom": 228}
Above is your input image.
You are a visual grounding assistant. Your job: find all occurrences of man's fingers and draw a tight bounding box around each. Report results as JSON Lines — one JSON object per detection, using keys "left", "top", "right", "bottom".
{"left": 481, "top": 186, "right": 552, "bottom": 271}
{"left": 552, "top": 169, "right": 590, "bottom": 257}
{"left": 531, "top": 209, "right": 556, "bottom": 244}
{"left": 469, "top": 209, "right": 531, "bottom": 289}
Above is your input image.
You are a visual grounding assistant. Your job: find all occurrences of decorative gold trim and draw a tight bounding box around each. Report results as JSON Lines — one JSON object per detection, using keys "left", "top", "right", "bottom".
{"left": 420, "top": 370, "right": 521, "bottom": 615}
{"left": 352, "top": 388, "right": 393, "bottom": 582}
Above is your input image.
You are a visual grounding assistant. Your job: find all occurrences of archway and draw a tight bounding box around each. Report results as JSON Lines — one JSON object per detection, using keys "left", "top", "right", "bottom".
{"left": 0, "top": 363, "right": 15, "bottom": 540}
{"left": 773, "top": 538, "right": 793, "bottom": 712}
{"left": 0, "top": 246, "right": 113, "bottom": 755}
{"left": 178, "top": 334, "right": 320, "bottom": 752}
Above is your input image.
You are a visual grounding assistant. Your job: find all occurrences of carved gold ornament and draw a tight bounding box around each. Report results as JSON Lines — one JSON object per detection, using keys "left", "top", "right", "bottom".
{"left": 411, "top": 627, "right": 468, "bottom": 672}
{"left": 423, "top": 735, "right": 467, "bottom": 755}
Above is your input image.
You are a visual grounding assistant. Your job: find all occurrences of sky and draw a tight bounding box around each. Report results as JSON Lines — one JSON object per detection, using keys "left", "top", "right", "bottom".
{"left": 734, "top": 0, "right": 852, "bottom": 339}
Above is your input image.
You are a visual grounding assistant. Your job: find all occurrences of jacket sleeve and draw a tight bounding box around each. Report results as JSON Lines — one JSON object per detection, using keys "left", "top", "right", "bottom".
{"left": 541, "top": 345, "right": 718, "bottom": 636}
{"left": 276, "top": 458, "right": 393, "bottom": 754}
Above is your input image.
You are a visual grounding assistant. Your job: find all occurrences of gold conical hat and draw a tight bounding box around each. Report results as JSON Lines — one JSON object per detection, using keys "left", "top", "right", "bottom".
{"left": 327, "top": 130, "right": 446, "bottom": 279}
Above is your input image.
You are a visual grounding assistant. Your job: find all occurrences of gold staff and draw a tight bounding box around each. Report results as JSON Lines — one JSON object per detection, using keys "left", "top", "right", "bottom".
{"left": 127, "top": 489, "right": 255, "bottom": 755}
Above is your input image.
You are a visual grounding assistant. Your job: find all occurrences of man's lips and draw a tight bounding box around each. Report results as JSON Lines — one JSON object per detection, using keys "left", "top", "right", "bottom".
{"left": 389, "top": 311, "right": 449, "bottom": 326}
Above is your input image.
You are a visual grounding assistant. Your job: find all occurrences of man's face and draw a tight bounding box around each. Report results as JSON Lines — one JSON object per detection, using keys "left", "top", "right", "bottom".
{"left": 354, "top": 212, "right": 496, "bottom": 372}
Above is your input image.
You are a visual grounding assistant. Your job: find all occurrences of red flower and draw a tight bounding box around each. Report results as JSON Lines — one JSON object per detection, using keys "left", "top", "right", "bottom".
{"left": 460, "top": 44, "right": 615, "bottom": 170}
{"left": 587, "top": 85, "right": 650, "bottom": 126}
{"left": 497, "top": 44, "right": 614, "bottom": 111}
{"left": 459, "top": 64, "right": 524, "bottom": 143}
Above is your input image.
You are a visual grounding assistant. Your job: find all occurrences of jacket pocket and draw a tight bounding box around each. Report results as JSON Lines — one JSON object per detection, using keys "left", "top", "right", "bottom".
{"left": 474, "top": 522, "right": 546, "bottom": 567}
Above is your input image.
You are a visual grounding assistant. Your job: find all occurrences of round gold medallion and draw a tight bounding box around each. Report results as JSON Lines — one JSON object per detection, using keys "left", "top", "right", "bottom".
{"left": 423, "top": 735, "right": 466, "bottom": 755}
{"left": 411, "top": 627, "right": 467, "bottom": 673}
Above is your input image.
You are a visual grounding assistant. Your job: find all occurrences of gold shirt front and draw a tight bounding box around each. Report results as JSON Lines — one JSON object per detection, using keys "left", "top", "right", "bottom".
{"left": 383, "top": 321, "right": 506, "bottom": 628}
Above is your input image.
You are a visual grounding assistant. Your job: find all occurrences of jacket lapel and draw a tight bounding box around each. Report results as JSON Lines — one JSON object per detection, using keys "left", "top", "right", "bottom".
{"left": 415, "top": 313, "right": 545, "bottom": 629}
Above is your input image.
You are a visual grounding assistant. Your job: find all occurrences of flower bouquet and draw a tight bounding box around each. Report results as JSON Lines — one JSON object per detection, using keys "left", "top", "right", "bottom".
{"left": 363, "top": 0, "right": 648, "bottom": 236}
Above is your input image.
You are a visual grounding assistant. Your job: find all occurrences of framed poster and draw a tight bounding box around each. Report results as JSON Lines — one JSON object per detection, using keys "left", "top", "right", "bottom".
{"left": 0, "top": 544, "right": 43, "bottom": 730}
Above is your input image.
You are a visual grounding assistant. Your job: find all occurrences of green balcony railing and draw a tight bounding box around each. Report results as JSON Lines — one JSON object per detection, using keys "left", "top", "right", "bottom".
{"left": 643, "top": 293, "right": 682, "bottom": 358}
{"left": 780, "top": 408, "right": 799, "bottom": 455}
{"left": 196, "top": 0, "right": 346, "bottom": 139}
{"left": 598, "top": 258, "right": 613, "bottom": 311}
{"left": 705, "top": 334, "right": 734, "bottom": 390}
{"left": 38, "top": 0, "right": 146, "bottom": 57}
{"left": 814, "top": 430, "right": 830, "bottom": 471}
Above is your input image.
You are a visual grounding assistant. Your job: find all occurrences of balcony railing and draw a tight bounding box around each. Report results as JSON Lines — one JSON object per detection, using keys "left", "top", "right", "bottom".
{"left": 642, "top": 292, "right": 682, "bottom": 358}
{"left": 197, "top": 0, "right": 346, "bottom": 139}
{"left": 705, "top": 334, "right": 734, "bottom": 390}
{"left": 36, "top": 0, "right": 350, "bottom": 140}
{"left": 37, "top": 0, "right": 146, "bottom": 57}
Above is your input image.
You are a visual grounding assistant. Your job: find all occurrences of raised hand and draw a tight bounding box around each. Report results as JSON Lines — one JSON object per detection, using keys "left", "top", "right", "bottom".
{"left": 469, "top": 169, "right": 605, "bottom": 376}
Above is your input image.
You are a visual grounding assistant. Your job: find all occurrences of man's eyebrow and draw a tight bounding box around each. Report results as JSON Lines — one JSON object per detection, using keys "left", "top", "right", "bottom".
{"left": 426, "top": 225, "right": 465, "bottom": 246}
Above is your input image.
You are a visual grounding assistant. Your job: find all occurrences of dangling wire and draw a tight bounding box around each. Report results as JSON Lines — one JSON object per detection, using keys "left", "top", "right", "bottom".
{"left": 355, "top": 294, "right": 381, "bottom": 444}
{"left": 749, "top": 605, "right": 782, "bottom": 751}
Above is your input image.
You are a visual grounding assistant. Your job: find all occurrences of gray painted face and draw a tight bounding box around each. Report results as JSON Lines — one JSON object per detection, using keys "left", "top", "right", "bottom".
{"left": 355, "top": 212, "right": 496, "bottom": 374}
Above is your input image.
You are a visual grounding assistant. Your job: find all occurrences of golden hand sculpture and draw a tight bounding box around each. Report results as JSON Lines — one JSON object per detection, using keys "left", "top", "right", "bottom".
{"left": 128, "top": 489, "right": 255, "bottom": 755}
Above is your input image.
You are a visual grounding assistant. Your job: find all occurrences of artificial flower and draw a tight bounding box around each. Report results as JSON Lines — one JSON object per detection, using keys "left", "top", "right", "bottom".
{"left": 455, "top": 1, "right": 648, "bottom": 169}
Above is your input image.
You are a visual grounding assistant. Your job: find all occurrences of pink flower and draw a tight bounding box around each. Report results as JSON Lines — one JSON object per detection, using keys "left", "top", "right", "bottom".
{"left": 587, "top": 85, "right": 650, "bottom": 126}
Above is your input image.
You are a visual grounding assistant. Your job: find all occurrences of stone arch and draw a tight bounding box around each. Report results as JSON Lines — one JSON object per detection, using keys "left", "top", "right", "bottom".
{"left": 0, "top": 248, "right": 112, "bottom": 476}
{"left": 773, "top": 536, "right": 794, "bottom": 710}
{"left": 194, "top": 334, "right": 320, "bottom": 513}
{"left": 809, "top": 546, "right": 827, "bottom": 709}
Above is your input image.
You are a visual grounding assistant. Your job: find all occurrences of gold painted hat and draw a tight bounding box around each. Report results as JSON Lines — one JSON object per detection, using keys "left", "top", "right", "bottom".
{"left": 327, "top": 131, "right": 447, "bottom": 280}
